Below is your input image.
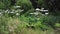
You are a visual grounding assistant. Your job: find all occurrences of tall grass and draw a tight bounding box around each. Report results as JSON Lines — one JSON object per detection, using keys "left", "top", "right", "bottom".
{"left": 0, "top": 15, "right": 60, "bottom": 34}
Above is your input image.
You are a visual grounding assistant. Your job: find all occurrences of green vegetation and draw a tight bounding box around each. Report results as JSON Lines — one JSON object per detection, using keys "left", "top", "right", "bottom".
{"left": 0, "top": 16, "right": 56, "bottom": 34}
{"left": 0, "top": 0, "right": 60, "bottom": 34}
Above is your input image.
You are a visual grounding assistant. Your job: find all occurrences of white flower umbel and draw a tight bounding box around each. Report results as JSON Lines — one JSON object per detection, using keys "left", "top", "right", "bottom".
{"left": 30, "top": 12, "right": 39, "bottom": 15}
{"left": 41, "top": 8, "right": 44, "bottom": 10}
{"left": 8, "top": 12, "right": 15, "bottom": 14}
{"left": 45, "top": 13, "right": 49, "bottom": 15}
{"left": 5, "top": 10, "right": 9, "bottom": 13}
{"left": 34, "top": 12, "right": 39, "bottom": 15}
{"left": 15, "top": 9, "right": 24, "bottom": 13}
{"left": 30, "top": 13, "right": 34, "bottom": 15}
{"left": 18, "top": 9, "right": 24, "bottom": 12}
{"left": 14, "top": 6, "right": 21, "bottom": 9}
{"left": 36, "top": 8, "right": 48, "bottom": 12}
{"left": 36, "top": 8, "right": 40, "bottom": 11}
{"left": 39, "top": 9, "right": 48, "bottom": 12}
{"left": 16, "top": 13, "right": 20, "bottom": 16}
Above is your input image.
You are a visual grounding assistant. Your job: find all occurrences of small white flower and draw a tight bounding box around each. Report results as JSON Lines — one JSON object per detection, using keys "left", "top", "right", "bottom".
{"left": 36, "top": 8, "right": 48, "bottom": 12}
{"left": 11, "top": 12, "right": 15, "bottom": 13}
{"left": 36, "top": 8, "right": 40, "bottom": 11}
{"left": 16, "top": 13, "right": 20, "bottom": 16}
{"left": 30, "top": 12, "right": 39, "bottom": 15}
{"left": 30, "top": 13, "right": 34, "bottom": 14}
{"left": 43, "top": 10, "right": 48, "bottom": 12}
{"left": 14, "top": 6, "right": 21, "bottom": 8}
{"left": 34, "top": 12, "right": 39, "bottom": 15}
{"left": 5, "top": 10, "right": 9, "bottom": 12}
{"left": 41, "top": 8, "right": 44, "bottom": 10}
{"left": 45, "top": 13, "right": 49, "bottom": 15}
{"left": 18, "top": 10, "right": 23, "bottom": 12}
{"left": 40, "top": 10, "right": 48, "bottom": 12}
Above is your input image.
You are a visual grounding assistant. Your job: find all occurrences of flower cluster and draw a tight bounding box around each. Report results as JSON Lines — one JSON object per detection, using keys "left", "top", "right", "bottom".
{"left": 30, "top": 8, "right": 49, "bottom": 16}
{"left": 0, "top": 6, "right": 24, "bottom": 17}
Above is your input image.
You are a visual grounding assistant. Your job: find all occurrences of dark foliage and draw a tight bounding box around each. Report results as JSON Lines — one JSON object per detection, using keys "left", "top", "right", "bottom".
{"left": 11, "top": 0, "right": 16, "bottom": 5}
{"left": 45, "top": 0, "right": 60, "bottom": 16}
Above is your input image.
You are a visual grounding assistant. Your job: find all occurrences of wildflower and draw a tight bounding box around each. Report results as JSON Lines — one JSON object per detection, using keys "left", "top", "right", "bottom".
{"left": 41, "top": 8, "right": 44, "bottom": 10}
{"left": 45, "top": 13, "right": 49, "bottom": 15}
{"left": 30, "top": 13, "right": 34, "bottom": 14}
{"left": 36, "top": 8, "right": 40, "bottom": 11}
{"left": 10, "top": 12, "right": 15, "bottom": 13}
{"left": 36, "top": 8, "right": 48, "bottom": 12}
{"left": 34, "top": 12, "right": 39, "bottom": 15}
{"left": 14, "top": 6, "right": 21, "bottom": 9}
{"left": 39, "top": 9, "right": 48, "bottom": 12}
{"left": 30, "top": 12, "right": 39, "bottom": 15}
{"left": 16, "top": 13, "right": 20, "bottom": 16}
{"left": 0, "top": 12, "right": 2, "bottom": 15}
{"left": 5, "top": 10, "right": 9, "bottom": 13}
{"left": 17, "top": 9, "right": 23, "bottom": 12}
